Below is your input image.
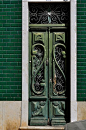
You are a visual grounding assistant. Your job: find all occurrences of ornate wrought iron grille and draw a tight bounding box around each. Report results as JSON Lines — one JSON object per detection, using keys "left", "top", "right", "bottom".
{"left": 32, "top": 43, "right": 45, "bottom": 95}
{"left": 29, "top": 3, "right": 70, "bottom": 24}
{"left": 53, "top": 41, "right": 66, "bottom": 95}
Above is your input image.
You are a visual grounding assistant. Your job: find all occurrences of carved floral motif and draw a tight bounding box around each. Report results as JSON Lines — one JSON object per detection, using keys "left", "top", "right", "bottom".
{"left": 52, "top": 101, "right": 65, "bottom": 116}
{"left": 32, "top": 101, "right": 46, "bottom": 117}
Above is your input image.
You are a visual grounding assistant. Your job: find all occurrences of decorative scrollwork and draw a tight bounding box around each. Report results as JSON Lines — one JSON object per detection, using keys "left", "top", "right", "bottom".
{"left": 32, "top": 101, "right": 46, "bottom": 117}
{"left": 32, "top": 43, "right": 45, "bottom": 95}
{"left": 29, "top": 3, "right": 70, "bottom": 24}
{"left": 52, "top": 101, "right": 65, "bottom": 116}
{"left": 53, "top": 42, "right": 66, "bottom": 95}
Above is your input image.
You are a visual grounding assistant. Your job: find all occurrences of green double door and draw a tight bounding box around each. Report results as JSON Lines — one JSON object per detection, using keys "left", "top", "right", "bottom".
{"left": 29, "top": 26, "right": 70, "bottom": 126}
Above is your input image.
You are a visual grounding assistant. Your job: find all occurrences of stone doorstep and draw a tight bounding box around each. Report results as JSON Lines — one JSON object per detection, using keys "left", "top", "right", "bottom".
{"left": 19, "top": 126, "right": 64, "bottom": 130}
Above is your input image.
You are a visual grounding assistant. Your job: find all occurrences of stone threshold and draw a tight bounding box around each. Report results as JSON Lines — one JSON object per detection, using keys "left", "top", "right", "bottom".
{"left": 19, "top": 126, "right": 64, "bottom": 130}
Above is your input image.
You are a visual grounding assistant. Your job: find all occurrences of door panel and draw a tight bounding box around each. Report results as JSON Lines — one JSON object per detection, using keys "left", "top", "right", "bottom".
{"left": 49, "top": 100, "right": 66, "bottom": 126}
{"left": 29, "top": 27, "right": 70, "bottom": 126}
{"left": 49, "top": 30, "right": 68, "bottom": 125}
{"left": 29, "top": 30, "right": 48, "bottom": 125}
{"left": 30, "top": 100, "right": 48, "bottom": 126}
{"left": 30, "top": 31, "right": 48, "bottom": 96}
{"left": 49, "top": 31, "right": 66, "bottom": 97}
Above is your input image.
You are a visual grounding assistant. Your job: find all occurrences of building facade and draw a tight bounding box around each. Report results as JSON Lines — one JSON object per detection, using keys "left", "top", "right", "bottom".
{"left": 0, "top": 0, "right": 86, "bottom": 130}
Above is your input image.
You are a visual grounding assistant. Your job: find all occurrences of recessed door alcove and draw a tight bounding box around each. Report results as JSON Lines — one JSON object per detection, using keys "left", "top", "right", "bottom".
{"left": 29, "top": 2, "right": 70, "bottom": 126}
{"left": 21, "top": 0, "right": 77, "bottom": 128}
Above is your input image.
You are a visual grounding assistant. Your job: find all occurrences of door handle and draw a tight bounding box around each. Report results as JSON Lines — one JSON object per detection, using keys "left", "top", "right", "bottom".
{"left": 46, "top": 58, "right": 48, "bottom": 66}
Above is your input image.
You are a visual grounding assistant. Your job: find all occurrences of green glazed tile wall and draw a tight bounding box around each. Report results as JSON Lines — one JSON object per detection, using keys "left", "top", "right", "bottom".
{"left": 0, "top": 0, "right": 22, "bottom": 101}
{"left": 0, "top": 0, "right": 86, "bottom": 101}
{"left": 77, "top": 0, "right": 86, "bottom": 101}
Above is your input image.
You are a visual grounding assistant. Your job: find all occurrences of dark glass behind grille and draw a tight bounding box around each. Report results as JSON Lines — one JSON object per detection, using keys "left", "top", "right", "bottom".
{"left": 29, "top": 3, "right": 70, "bottom": 24}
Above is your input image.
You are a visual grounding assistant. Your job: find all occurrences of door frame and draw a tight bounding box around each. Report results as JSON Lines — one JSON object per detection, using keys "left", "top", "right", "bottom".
{"left": 21, "top": 0, "right": 77, "bottom": 127}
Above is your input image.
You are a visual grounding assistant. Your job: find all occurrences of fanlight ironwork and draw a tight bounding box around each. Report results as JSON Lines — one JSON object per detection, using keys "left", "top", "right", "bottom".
{"left": 29, "top": 3, "right": 70, "bottom": 24}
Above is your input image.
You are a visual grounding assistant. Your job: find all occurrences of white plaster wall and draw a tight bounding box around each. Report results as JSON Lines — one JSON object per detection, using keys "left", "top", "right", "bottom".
{"left": 0, "top": 101, "right": 21, "bottom": 130}
{"left": 70, "top": 0, "right": 77, "bottom": 122}
{"left": 77, "top": 102, "right": 86, "bottom": 121}
{"left": 22, "top": 0, "right": 28, "bottom": 127}
{"left": 0, "top": 101, "right": 86, "bottom": 130}
{"left": 0, "top": 102, "right": 3, "bottom": 130}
